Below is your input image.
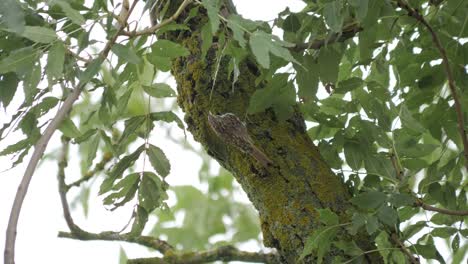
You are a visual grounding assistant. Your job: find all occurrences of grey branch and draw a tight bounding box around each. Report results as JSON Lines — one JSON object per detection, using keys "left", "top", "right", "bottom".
{"left": 127, "top": 245, "right": 280, "bottom": 264}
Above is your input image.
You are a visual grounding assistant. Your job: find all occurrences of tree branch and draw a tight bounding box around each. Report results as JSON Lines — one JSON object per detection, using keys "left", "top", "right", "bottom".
{"left": 127, "top": 245, "right": 280, "bottom": 264}
{"left": 58, "top": 231, "right": 174, "bottom": 254}
{"left": 391, "top": 233, "right": 420, "bottom": 264}
{"left": 415, "top": 199, "right": 468, "bottom": 216}
{"left": 56, "top": 137, "right": 174, "bottom": 254}
{"left": 121, "top": 0, "right": 193, "bottom": 37}
{"left": 396, "top": 0, "right": 468, "bottom": 170}
{"left": 291, "top": 26, "right": 362, "bottom": 52}
{"left": 4, "top": 1, "right": 139, "bottom": 263}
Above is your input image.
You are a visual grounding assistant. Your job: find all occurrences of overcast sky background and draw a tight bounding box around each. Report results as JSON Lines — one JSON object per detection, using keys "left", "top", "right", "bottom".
{"left": 0, "top": 1, "right": 306, "bottom": 263}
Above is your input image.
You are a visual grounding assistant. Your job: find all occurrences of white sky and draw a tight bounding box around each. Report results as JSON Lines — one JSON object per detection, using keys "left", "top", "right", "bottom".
{"left": 0, "top": 1, "right": 306, "bottom": 264}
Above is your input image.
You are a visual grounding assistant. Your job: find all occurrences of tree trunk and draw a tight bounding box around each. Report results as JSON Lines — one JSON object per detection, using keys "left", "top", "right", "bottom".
{"left": 154, "top": 2, "right": 382, "bottom": 263}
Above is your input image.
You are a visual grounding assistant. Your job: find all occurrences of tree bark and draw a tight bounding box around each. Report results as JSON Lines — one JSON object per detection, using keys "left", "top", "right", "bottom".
{"left": 154, "top": 2, "right": 382, "bottom": 263}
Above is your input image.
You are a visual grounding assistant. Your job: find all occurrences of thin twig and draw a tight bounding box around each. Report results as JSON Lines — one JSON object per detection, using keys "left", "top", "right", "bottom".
{"left": 122, "top": 0, "right": 193, "bottom": 37}
{"left": 65, "top": 153, "right": 112, "bottom": 191}
{"left": 391, "top": 233, "right": 420, "bottom": 264}
{"left": 127, "top": 245, "right": 280, "bottom": 264}
{"left": 3, "top": 1, "right": 139, "bottom": 263}
{"left": 58, "top": 232, "right": 174, "bottom": 254}
{"left": 291, "top": 26, "right": 362, "bottom": 52}
{"left": 396, "top": 0, "right": 468, "bottom": 170}
{"left": 415, "top": 199, "right": 468, "bottom": 216}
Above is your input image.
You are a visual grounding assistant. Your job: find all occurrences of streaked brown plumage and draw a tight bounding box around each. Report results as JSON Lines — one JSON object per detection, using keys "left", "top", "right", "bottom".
{"left": 207, "top": 112, "right": 273, "bottom": 168}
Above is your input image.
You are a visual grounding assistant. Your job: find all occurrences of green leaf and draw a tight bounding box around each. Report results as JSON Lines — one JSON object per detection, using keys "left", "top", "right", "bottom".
{"left": 344, "top": 141, "right": 364, "bottom": 170}
{"left": 318, "top": 44, "right": 343, "bottom": 83}
{"left": 402, "top": 221, "right": 426, "bottom": 239}
{"left": 23, "top": 62, "right": 41, "bottom": 105}
{"left": 201, "top": 22, "right": 213, "bottom": 58}
{"left": 300, "top": 226, "right": 338, "bottom": 263}
{"left": 55, "top": 0, "right": 85, "bottom": 25}
{"left": 150, "top": 111, "right": 185, "bottom": 131}
{"left": 46, "top": 42, "right": 66, "bottom": 80}
{"left": 18, "top": 112, "right": 40, "bottom": 139}
{"left": 99, "top": 145, "right": 145, "bottom": 194}
{"left": 413, "top": 243, "right": 445, "bottom": 263}
{"left": 74, "top": 129, "right": 98, "bottom": 144}
{"left": 452, "top": 234, "right": 460, "bottom": 253}
{"left": 59, "top": 118, "right": 82, "bottom": 138}
{"left": 202, "top": 0, "right": 220, "bottom": 34}
{"left": 118, "top": 247, "right": 128, "bottom": 264}
{"left": 334, "top": 240, "right": 363, "bottom": 258}
{"left": 428, "top": 182, "right": 445, "bottom": 205}
{"left": 0, "top": 0, "right": 25, "bottom": 33}
{"left": 389, "top": 193, "right": 415, "bottom": 207}
{"left": 79, "top": 58, "right": 103, "bottom": 84}
{"left": 138, "top": 172, "right": 167, "bottom": 213}
{"left": 86, "top": 133, "right": 100, "bottom": 167}
{"left": 0, "top": 73, "right": 19, "bottom": 108}
{"left": 349, "top": 0, "right": 369, "bottom": 21}
{"left": 103, "top": 172, "right": 140, "bottom": 209}
{"left": 431, "top": 227, "right": 457, "bottom": 238}
{"left": 358, "top": 24, "right": 377, "bottom": 61}
{"left": 296, "top": 55, "right": 319, "bottom": 101}
{"left": 323, "top": 0, "right": 344, "bottom": 33}
{"left": 336, "top": 77, "right": 364, "bottom": 93}
{"left": 248, "top": 73, "right": 295, "bottom": 121}
{"left": 0, "top": 47, "right": 38, "bottom": 75}
{"left": 111, "top": 44, "right": 142, "bottom": 64}
{"left": 375, "top": 231, "right": 392, "bottom": 262}
{"left": 143, "top": 83, "right": 176, "bottom": 98}
{"left": 147, "top": 144, "right": 171, "bottom": 178}
{"left": 0, "top": 138, "right": 31, "bottom": 156}
{"left": 351, "top": 191, "right": 387, "bottom": 210}
{"left": 21, "top": 26, "right": 57, "bottom": 43}
{"left": 399, "top": 104, "right": 425, "bottom": 134}
{"left": 318, "top": 208, "right": 339, "bottom": 225}
{"left": 364, "top": 153, "right": 396, "bottom": 181}
{"left": 349, "top": 213, "right": 365, "bottom": 235}
{"left": 377, "top": 205, "right": 397, "bottom": 227}
{"left": 119, "top": 116, "right": 146, "bottom": 144}
{"left": 365, "top": 215, "right": 379, "bottom": 234}
{"left": 129, "top": 205, "right": 149, "bottom": 236}
{"left": 227, "top": 15, "right": 247, "bottom": 48}
{"left": 150, "top": 40, "right": 189, "bottom": 58}
{"left": 249, "top": 30, "right": 299, "bottom": 69}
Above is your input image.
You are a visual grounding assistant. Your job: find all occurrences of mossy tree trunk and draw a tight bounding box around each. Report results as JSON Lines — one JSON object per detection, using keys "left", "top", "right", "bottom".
{"left": 154, "top": 2, "right": 382, "bottom": 263}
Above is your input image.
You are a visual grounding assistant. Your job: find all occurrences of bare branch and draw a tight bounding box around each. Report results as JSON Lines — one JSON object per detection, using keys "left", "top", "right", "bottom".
{"left": 395, "top": 0, "right": 468, "bottom": 170}
{"left": 58, "top": 232, "right": 174, "bottom": 254}
{"left": 122, "top": 0, "right": 193, "bottom": 37}
{"left": 415, "top": 199, "right": 468, "bottom": 216}
{"left": 127, "top": 245, "right": 280, "bottom": 264}
{"left": 4, "top": 1, "right": 140, "bottom": 263}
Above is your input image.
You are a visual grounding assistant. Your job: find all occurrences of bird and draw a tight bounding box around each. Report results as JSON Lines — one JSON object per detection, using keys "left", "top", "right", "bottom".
{"left": 207, "top": 112, "right": 273, "bottom": 168}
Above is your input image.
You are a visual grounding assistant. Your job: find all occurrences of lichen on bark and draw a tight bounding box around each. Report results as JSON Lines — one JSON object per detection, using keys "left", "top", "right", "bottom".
{"left": 154, "top": 1, "right": 382, "bottom": 263}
